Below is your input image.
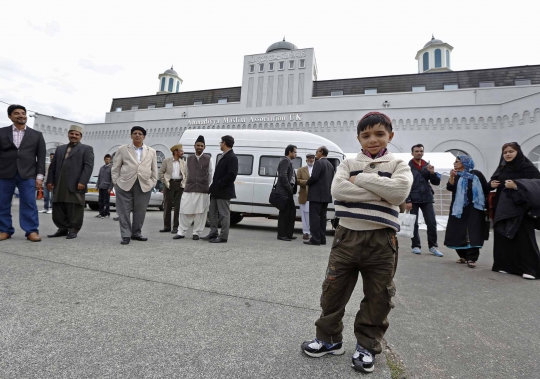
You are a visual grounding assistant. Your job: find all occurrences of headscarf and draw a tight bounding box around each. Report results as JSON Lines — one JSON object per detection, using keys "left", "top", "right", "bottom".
{"left": 491, "top": 142, "right": 540, "bottom": 180}
{"left": 451, "top": 155, "right": 485, "bottom": 218}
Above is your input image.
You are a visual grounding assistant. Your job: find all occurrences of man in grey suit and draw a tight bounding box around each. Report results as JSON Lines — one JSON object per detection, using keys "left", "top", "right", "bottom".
{"left": 111, "top": 126, "right": 158, "bottom": 245}
{"left": 276, "top": 144, "right": 297, "bottom": 241}
{"left": 47, "top": 125, "right": 94, "bottom": 239}
{"left": 304, "top": 146, "right": 335, "bottom": 246}
{"left": 96, "top": 154, "right": 113, "bottom": 219}
{"left": 0, "top": 104, "right": 46, "bottom": 242}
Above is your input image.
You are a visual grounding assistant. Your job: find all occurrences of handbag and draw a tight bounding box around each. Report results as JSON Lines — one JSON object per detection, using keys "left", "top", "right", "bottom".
{"left": 526, "top": 209, "right": 540, "bottom": 231}
{"left": 487, "top": 191, "right": 496, "bottom": 220}
{"left": 396, "top": 211, "right": 416, "bottom": 238}
{"left": 36, "top": 187, "right": 43, "bottom": 200}
{"left": 268, "top": 171, "right": 289, "bottom": 211}
{"left": 483, "top": 211, "right": 491, "bottom": 240}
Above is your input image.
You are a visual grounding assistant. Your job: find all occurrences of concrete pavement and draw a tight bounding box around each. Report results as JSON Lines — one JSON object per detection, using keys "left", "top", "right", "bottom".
{"left": 1, "top": 200, "right": 539, "bottom": 378}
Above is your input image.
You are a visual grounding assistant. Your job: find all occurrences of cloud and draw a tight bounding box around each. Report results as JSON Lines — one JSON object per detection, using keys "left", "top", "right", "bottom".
{"left": 27, "top": 21, "right": 60, "bottom": 36}
{"left": 78, "top": 59, "right": 123, "bottom": 75}
{"left": 0, "top": 58, "right": 43, "bottom": 82}
{"left": 46, "top": 78, "right": 76, "bottom": 94}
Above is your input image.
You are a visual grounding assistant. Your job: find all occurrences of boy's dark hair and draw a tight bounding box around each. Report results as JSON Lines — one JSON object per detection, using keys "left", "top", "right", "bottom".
{"left": 411, "top": 144, "right": 424, "bottom": 152}
{"left": 285, "top": 144, "right": 297, "bottom": 156}
{"left": 357, "top": 112, "right": 392, "bottom": 134}
{"left": 104, "top": 154, "right": 112, "bottom": 159}
{"left": 221, "top": 135, "right": 234, "bottom": 148}
{"left": 319, "top": 146, "right": 329, "bottom": 156}
{"left": 7, "top": 104, "right": 26, "bottom": 116}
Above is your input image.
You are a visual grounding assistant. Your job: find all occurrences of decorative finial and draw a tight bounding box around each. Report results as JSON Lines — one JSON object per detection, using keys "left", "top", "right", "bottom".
{"left": 431, "top": 34, "right": 435, "bottom": 40}
{"left": 171, "top": 65, "right": 174, "bottom": 69}
{"left": 283, "top": 36, "right": 285, "bottom": 41}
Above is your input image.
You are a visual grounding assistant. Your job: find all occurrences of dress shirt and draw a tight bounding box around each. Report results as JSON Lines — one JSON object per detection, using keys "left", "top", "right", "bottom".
{"left": 13, "top": 125, "right": 44, "bottom": 181}
{"left": 308, "top": 164, "right": 313, "bottom": 176}
{"left": 172, "top": 158, "right": 183, "bottom": 180}
{"left": 134, "top": 145, "right": 144, "bottom": 162}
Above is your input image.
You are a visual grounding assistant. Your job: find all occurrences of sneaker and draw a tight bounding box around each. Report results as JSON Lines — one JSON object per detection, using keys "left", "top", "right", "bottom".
{"left": 46, "top": 210, "right": 52, "bottom": 214}
{"left": 41, "top": 209, "right": 48, "bottom": 213}
{"left": 429, "top": 247, "right": 443, "bottom": 257}
{"left": 412, "top": 247, "right": 421, "bottom": 254}
{"left": 301, "top": 338, "right": 345, "bottom": 358}
{"left": 499, "top": 270, "right": 508, "bottom": 274}
{"left": 95, "top": 215, "right": 104, "bottom": 219}
{"left": 351, "top": 343, "right": 375, "bottom": 373}
{"left": 523, "top": 274, "right": 536, "bottom": 280}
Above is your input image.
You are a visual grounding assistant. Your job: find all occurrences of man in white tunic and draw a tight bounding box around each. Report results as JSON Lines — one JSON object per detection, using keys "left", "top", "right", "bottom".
{"left": 297, "top": 153, "right": 315, "bottom": 240}
{"left": 173, "top": 135, "right": 213, "bottom": 240}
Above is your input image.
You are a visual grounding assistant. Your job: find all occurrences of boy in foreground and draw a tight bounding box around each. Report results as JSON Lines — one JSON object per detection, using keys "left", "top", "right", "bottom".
{"left": 301, "top": 112, "right": 413, "bottom": 373}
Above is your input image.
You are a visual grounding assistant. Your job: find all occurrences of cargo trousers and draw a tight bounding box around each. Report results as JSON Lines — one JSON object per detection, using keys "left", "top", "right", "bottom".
{"left": 315, "top": 226, "right": 398, "bottom": 355}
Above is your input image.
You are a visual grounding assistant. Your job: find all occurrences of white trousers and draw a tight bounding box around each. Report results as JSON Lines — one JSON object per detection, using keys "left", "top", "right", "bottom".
{"left": 300, "top": 203, "right": 310, "bottom": 235}
{"left": 178, "top": 212, "right": 208, "bottom": 236}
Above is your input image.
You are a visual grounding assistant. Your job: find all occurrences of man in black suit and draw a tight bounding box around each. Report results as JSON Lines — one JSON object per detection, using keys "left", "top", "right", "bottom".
{"left": 205, "top": 135, "right": 238, "bottom": 243}
{"left": 304, "top": 146, "right": 335, "bottom": 246}
{"left": 276, "top": 144, "right": 298, "bottom": 241}
{"left": 0, "top": 104, "right": 46, "bottom": 242}
{"left": 46, "top": 125, "right": 94, "bottom": 239}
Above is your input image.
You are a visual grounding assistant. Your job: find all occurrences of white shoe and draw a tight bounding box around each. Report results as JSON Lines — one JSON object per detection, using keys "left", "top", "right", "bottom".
{"left": 498, "top": 270, "right": 508, "bottom": 274}
{"left": 47, "top": 210, "right": 52, "bottom": 214}
{"left": 523, "top": 274, "right": 536, "bottom": 280}
{"left": 41, "top": 209, "right": 48, "bottom": 213}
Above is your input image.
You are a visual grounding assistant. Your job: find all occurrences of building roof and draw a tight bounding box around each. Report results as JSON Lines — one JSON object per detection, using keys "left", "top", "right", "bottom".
{"left": 162, "top": 66, "right": 178, "bottom": 76}
{"left": 266, "top": 38, "right": 298, "bottom": 53}
{"left": 424, "top": 36, "right": 444, "bottom": 48}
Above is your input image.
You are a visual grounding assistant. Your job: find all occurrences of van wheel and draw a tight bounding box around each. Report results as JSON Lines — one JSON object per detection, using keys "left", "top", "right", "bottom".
{"left": 230, "top": 212, "right": 243, "bottom": 225}
{"left": 88, "top": 203, "right": 99, "bottom": 211}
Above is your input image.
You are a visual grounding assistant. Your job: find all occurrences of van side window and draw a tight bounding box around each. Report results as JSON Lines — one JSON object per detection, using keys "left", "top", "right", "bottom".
{"left": 259, "top": 156, "right": 302, "bottom": 176}
{"left": 217, "top": 154, "right": 253, "bottom": 175}
{"left": 327, "top": 158, "right": 341, "bottom": 172}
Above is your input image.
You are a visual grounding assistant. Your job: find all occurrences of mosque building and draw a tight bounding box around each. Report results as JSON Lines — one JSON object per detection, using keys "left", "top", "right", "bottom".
{"left": 34, "top": 36, "right": 540, "bottom": 176}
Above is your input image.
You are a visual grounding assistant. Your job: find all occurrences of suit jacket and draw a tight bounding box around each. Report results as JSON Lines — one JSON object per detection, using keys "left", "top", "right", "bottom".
{"left": 47, "top": 143, "right": 95, "bottom": 193}
{"left": 275, "top": 157, "right": 297, "bottom": 196}
{"left": 159, "top": 157, "right": 187, "bottom": 189}
{"left": 0, "top": 125, "right": 46, "bottom": 179}
{"left": 297, "top": 165, "right": 310, "bottom": 204}
{"left": 112, "top": 144, "right": 158, "bottom": 192}
{"left": 96, "top": 163, "right": 114, "bottom": 190}
{"left": 209, "top": 149, "right": 238, "bottom": 199}
{"left": 306, "top": 157, "right": 334, "bottom": 203}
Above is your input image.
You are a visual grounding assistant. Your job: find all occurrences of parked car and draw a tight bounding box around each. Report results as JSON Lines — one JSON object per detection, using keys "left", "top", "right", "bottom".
{"left": 85, "top": 176, "right": 164, "bottom": 211}
{"left": 179, "top": 129, "right": 344, "bottom": 226}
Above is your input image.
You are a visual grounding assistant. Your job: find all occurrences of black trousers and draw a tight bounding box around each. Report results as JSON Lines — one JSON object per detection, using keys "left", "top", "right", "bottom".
{"left": 98, "top": 189, "right": 111, "bottom": 216}
{"left": 163, "top": 181, "right": 183, "bottom": 230}
{"left": 277, "top": 193, "right": 296, "bottom": 238}
{"left": 309, "top": 201, "right": 328, "bottom": 244}
{"left": 52, "top": 202, "right": 85, "bottom": 233}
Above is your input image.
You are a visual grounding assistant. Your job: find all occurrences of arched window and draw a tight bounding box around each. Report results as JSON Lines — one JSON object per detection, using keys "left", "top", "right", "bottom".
{"left": 423, "top": 52, "right": 429, "bottom": 71}
{"left": 176, "top": 81, "right": 180, "bottom": 92}
{"left": 168, "top": 78, "right": 174, "bottom": 92}
{"left": 156, "top": 150, "right": 166, "bottom": 169}
{"left": 435, "top": 49, "right": 442, "bottom": 68}
{"left": 446, "top": 50, "right": 450, "bottom": 68}
{"left": 160, "top": 77, "right": 166, "bottom": 91}
{"left": 527, "top": 145, "right": 540, "bottom": 169}
{"left": 447, "top": 149, "right": 469, "bottom": 157}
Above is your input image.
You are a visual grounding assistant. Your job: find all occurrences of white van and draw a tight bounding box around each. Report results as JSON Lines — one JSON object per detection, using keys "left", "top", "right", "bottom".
{"left": 179, "top": 129, "right": 345, "bottom": 225}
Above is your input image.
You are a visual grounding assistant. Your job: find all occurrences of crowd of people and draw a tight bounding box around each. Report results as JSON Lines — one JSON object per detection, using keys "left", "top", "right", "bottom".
{"left": 2, "top": 104, "right": 539, "bottom": 374}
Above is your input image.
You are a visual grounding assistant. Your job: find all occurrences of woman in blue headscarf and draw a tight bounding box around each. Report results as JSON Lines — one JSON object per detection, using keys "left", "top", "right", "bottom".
{"left": 444, "top": 155, "right": 491, "bottom": 268}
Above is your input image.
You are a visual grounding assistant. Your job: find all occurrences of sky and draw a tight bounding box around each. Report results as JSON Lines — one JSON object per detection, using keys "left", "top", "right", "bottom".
{"left": 1, "top": 0, "right": 539, "bottom": 126}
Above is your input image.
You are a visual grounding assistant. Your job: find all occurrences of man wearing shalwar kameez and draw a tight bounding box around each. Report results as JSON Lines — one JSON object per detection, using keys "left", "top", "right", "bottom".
{"left": 173, "top": 135, "right": 213, "bottom": 240}
{"left": 46, "top": 125, "right": 94, "bottom": 239}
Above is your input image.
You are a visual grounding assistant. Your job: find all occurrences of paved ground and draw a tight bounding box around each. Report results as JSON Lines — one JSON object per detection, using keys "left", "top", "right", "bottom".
{"left": 1, "top": 200, "right": 539, "bottom": 378}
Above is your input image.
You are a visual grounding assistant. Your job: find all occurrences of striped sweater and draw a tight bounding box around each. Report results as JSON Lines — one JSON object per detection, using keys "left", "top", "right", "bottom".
{"left": 332, "top": 152, "right": 413, "bottom": 232}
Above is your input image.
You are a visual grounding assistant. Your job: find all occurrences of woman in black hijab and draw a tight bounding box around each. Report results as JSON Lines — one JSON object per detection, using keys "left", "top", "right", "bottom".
{"left": 490, "top": 142, "right": 540, "bottom": 279}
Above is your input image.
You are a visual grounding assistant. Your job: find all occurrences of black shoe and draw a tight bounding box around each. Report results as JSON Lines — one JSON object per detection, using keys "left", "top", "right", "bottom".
{"left": 159, "top": 229, "right": 171, "bottom": 233}
{"left": 321, "top": 239, "right": 327, "bottom": 245}
{"left": 289, "top": 236, "right": 297, "bottom": 240}
{"left": 113, "top": 217, "right": 120, "bottom": 221}
{"left": 95, "top": 214, "right": 103, "bottom": 218}
{"left": 201, "top": 234, "right": 217, "bottom": 241}
{"left": 351, "top": 343, "right": 375, "bottom": 373}
{"left": 47, "top": 230, "right": 69, "bottom": 238}
{"left": 277, "top": 237, "right": 292, "bottom": 241}
{"left": 121, "top": 237, "right": 130, "bottom": 245}
{"left": 192, "top": 235, "right": 200, "bottom": 240}
{"left": 66, "top": 232, "right": 78, "bottom": 239}
{"left": 303, "top": 239, "right": 321, "bottom": 246}
{"left": 209, "top": 237, "right": 227, "bottom": 243}
{"left": 301, "top": 338, "right": 345, "bottom": 358}
{"left": 172, "top": 235, "right": 184, "bottom": 240}
{"left": 131, "top": 236, "right": 148, "bottom": 241}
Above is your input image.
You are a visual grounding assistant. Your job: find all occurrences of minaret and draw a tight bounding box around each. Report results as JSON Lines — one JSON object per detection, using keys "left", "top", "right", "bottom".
{"left": 415, "top": 35, "right": 453, "bottom": 73}
{"left": 157, "top": 66, "right": 183, "bottom": 94}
